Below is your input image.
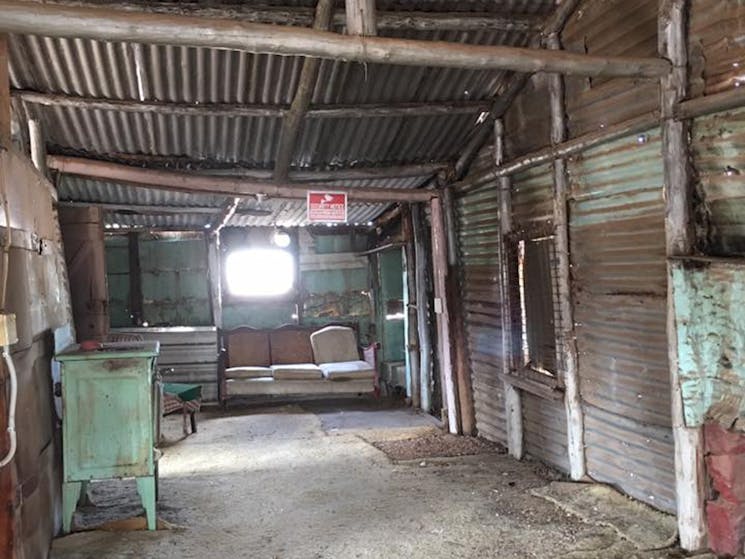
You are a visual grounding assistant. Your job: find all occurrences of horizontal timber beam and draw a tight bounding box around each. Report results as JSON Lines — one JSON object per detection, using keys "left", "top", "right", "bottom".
{"left": 30, "top": 2, "right": 544, "bottom": 32}
{"left": 0, "top": 1, "right": 670, "bottom": 77}
{"left": 454, "top": 88, "right": 745, "bottom": 189}
{"left": 47, "top": 155, "right": 436, "bottom": 202}
{"left": 47, "top": 151, "right": 448, "bottom": 181}
{"left": 14, "top": 90, "right": 491, "bottom": 119}
{"left": 58, "top": 200, "right": 225, "bottom": 214}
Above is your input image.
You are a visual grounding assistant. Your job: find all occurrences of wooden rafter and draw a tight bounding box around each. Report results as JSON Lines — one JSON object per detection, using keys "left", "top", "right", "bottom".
{"left": 13, "top": 90, "right": 491, "bottom": 119}
{"left": 274, "top": 0, "right": 334, "bottom": 181}
{"left": 47, "top": 155, "right": 436, "bottom": 202}
{"left": 0, "top": 1, "right": 670, "bottom": 77}
{"left": 23, "top": 2, "right": 544, "bottom": 33}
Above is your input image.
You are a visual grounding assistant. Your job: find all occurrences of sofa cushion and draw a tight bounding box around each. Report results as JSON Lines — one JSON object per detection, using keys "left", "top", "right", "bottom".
{"left": 310, "top": 326, "right": 360, "bottom": 364}
{"left": 225, "top": 330, "right": 271, "bottom": 367}
{"left": 269, "top": 329, "right": 314, "bottom": 365}
{"left": 319, "top": 361, "right": 375, "bottom": 381}
{"left": 225, "top": 366, "right": 273, "bottom": 379}
{"left": 271, "top": 364, "right": 323, "bottom": 380}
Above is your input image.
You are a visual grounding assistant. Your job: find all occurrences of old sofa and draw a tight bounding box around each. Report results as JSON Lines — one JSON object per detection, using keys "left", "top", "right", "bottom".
{"left": 217, "top": 324, "right": 377, "bottom": 404}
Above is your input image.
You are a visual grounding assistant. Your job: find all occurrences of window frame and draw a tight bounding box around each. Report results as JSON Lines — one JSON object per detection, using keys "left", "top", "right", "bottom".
{"left": 504, "top": 223, "right": 564, "bottom": 391}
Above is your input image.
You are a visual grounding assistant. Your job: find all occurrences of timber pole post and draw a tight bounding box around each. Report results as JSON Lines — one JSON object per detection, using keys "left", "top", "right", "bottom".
{"left": 412, "top": 204, "right": 433, "bottom": 413}
{"left": 0, "top": 35, "right": 9, "bottom": 148}
{"left": 442, "top": 187, "right": 476, "bottom": 435}
{"left": 659, "top": 0, "right": 707, "bottom": 551}
{"left": 401, "top": 204, "right": 421, "bottom": 409}
{"left": 495, "top": 119, "right": 523, "bottom": 459}
{"left": 547, "top": 33, "right": 586, "bottom": 481}
{"left": 430, "top": 195, "right": 460, "bottom": 434}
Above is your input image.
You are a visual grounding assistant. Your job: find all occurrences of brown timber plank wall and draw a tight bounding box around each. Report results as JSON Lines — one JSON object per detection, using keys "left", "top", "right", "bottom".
{"left": 455, "top": 145, "right": 506, "bottom": 445}
{"left": 568, "top": 129, "right": 676, "bottom": 513}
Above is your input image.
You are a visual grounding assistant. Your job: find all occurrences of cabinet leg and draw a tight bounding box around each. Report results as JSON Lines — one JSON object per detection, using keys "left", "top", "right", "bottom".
{"left": 62, "top": 482, "right": 82, "bottom": 534}
{"left": 136, "top": 476, "right": 157, "bottom": 531}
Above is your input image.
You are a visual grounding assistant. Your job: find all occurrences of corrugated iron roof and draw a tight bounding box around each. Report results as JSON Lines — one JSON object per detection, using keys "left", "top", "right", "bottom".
{"left": 58, "top": 174, "right": 421, "bottom": 228}
{"left": 9, "top": 0, "right": 556, "bottom": 227}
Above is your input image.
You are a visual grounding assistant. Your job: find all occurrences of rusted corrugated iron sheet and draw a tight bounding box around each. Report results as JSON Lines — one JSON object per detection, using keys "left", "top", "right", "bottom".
{"left": 112, "top": 327, "right": 219, "bottom": 401}
{"left": 691, "top": 106, "right": 745, "bottom": 256}
{"left": 510, "top": 162, "right": 567, "bottom": 472}
{"left": 568, "top": 128, "right": 675, "bottom": 511}
{"left": 562, "top": 0, "right": 659, "bottom": 139}
{"left": 689, "top": 0, "right": 745, "bottom": 96}
{"left": 511, "top": 164, "right": 554, "bottom": 230}
{"left": 504, "top": 73, "right": 551, "bottom": 157}
{"left": 455, "top": 147, "right": 506, "bottom": 444}
{"left": 584, "top": 404, "right": 676, "bottom": 513}
{"left": 522, "top": 392, "right": 569, "bottom": 472}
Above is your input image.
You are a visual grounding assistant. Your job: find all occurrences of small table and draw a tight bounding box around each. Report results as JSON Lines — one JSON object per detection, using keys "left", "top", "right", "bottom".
{"left": 55, "top": 342, "right": 160, "bottom": 533}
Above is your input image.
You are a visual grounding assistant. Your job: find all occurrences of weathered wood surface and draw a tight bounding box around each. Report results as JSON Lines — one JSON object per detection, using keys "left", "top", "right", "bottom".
{"left": 659, "top": 0, "right": 707, "bottom": 551}
{"left": 274, "top": 0, "right": 334, "bottom": 181}
{"left": 47, "top": 155, "right": 436, "bottom": 202}
{"left": 13, "top": 90, "right": 490, "bottom": 119}
{"left": 430, "top": 196, "right": 460, "bottom": 434}
{"left": 344, "top": 0, "right": 376, "bottom": 36}
{"left": 547, "top": 33, "right": 585, "bottom": 482}
{"left": 14, "top": 2, "right": 543, "bottom": 32}
{"left": 0, "top": 1, "right": 670, "bottom": 77}
{"left": 0, "top": 35, "right": 9, "bottom": 148}
{"left": 495, "top": 119, "right": 523, "bottom": 460}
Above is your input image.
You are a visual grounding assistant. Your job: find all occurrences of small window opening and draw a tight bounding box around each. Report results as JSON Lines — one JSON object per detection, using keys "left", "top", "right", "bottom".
{"left": 225, "top": 248, "right": 295, "bottom": 297}
{"left": 516, "top": 236, "right": 557, "bottom": 377}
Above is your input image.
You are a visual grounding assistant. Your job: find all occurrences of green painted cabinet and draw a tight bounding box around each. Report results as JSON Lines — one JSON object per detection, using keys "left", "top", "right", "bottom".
{"left": 55, "top": 342, "right": 160, "bottom": 533}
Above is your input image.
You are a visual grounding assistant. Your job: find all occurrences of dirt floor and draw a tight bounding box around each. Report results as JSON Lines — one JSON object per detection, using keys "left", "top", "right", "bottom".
{"left": 51, "top": 400, "right": 706, "bottom": 559}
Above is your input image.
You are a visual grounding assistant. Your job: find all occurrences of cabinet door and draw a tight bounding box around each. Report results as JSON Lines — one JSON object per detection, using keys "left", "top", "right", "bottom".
{"left": 62, "top": 357, "right": 153, "bottom": 481}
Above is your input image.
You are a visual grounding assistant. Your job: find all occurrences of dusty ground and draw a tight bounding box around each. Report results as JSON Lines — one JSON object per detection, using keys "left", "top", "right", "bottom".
{"left": 51, "top": 400, "right": 702, "bottom": 559}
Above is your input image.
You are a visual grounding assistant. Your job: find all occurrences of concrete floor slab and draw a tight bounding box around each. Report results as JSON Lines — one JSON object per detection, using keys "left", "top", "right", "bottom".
{"left": 51, "top": 404, "right": 687, "bottom": 559}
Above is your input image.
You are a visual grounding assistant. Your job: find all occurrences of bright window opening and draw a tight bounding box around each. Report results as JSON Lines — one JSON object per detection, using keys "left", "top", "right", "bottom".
{"left": 225, "top": 248, "right": 295, "bottom": 297}
{"left": 516, "top": 236, "right": 558, "bottom": 377}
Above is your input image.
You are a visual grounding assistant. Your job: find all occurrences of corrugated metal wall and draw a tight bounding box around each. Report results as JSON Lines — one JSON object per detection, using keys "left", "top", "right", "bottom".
{"left": 512, "top": 164, "right": 569, "bottom": 472}
{"left": 692, "top": 106, "right": 745, "bottom": 256}
{"left": 455, "top": 146, "right": 507, "bottom": 445}
{"left": 111, "top": 327, "right": 219, "bottom": 401}
{"left": 568, "top": 129, "right": 676, "bottom": 513}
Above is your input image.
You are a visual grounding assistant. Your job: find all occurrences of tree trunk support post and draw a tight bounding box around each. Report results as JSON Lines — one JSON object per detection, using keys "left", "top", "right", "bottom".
{"left": 495, "top": 119, "right": 523, "bottom": 459}
{"left": 659, "top": 0, "right": 707, "bottom": 551}
{"left": 547, "top": 33, "right": 586, "bottom": 481}
{"left": 430, "top": 196, "right": 460, "bottom": 434}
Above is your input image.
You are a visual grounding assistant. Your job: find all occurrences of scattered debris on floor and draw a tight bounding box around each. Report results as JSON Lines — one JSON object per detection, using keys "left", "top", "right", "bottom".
{"left": 531, "top": 482, "right": 678, "bottom": 551}
{"left": 51, "top": 406, "right": 691, "bottom": 559}
{"left": 369, "top": 432, "right": 505, "bottom": 461}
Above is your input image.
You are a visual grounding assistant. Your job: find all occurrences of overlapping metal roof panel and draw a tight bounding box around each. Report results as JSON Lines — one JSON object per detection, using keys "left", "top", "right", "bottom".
{"left": 9, "top": 0, "right": 556, "bottom": 227}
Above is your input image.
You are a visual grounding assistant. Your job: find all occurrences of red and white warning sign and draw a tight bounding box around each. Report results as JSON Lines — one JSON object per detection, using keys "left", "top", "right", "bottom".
{"left": 307, "top": 191, "right": 348, "bottom": 223}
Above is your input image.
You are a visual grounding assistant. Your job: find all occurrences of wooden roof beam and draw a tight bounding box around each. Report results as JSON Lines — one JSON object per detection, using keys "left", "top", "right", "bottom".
{"left": 13, "top": 90, "right": 491, "bottom": 119}
{"left": 23, "top": 2, "right": 544, "bottom": 33}
{"left": 275, "top": 0, "right": 335, "bottom": 182}
{"left": 47, "top": 155, "right": 437, "bottom": 203}
{"left": 0, "top": 1, "right": 670, "bottom": 77}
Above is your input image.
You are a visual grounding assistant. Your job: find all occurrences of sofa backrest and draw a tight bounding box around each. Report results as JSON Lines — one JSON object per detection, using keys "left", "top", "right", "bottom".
{"left": 224, "top": 329, "right": 271, "bottom": 368}
{"left": 269, "top": 327, "right": 314, "bottom": 364}
{"left": 310, "top": 326, "right": 360, "bottom": 364}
